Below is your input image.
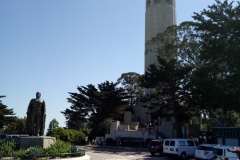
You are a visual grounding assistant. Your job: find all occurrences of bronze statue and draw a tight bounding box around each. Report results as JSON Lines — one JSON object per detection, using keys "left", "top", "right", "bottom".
{"left": 26, "top": 92, "right": 46, "bottom": 136}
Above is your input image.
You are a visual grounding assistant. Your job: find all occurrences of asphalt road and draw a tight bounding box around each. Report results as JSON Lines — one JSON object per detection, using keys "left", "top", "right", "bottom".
{"left": 78, "top": 145, "right": 168, "bottom": 160}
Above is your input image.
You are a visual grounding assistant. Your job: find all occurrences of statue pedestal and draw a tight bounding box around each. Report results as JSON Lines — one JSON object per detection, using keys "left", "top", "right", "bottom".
{"left": 18, "top": 136, "right": 56, "bottom": 149}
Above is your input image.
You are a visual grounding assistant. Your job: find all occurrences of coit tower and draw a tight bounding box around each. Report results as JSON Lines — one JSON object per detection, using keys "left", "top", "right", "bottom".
{"left": 145, "top": 0, "right": 176, "bottom": 71}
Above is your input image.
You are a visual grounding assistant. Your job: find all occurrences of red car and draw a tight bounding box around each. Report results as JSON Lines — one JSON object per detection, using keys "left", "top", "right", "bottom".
{"left": 148, "top": 139, "right": 164, "bottom": 156}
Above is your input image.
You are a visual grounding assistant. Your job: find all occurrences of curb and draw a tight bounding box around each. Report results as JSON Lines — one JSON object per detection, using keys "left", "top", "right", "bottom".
{"left": 55, "top": 155, "right": 90, "bottom": 160}
{"left": 83, "top": 145, "right": 148, "bottom": 151}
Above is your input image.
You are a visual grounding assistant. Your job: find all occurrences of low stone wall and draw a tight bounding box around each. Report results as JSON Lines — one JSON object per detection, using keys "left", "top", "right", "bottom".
{"left": 118, "top": 125, "right": 129, "bottom": 131}
{"left": 17, "top": 136, "right": 56, "bottom": 149}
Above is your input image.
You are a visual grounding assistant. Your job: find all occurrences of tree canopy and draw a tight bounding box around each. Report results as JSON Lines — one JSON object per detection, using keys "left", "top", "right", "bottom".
{"left": 61, "top": 81, "right": 129, "bottom": 138}
{"left": 117, "top": 72, "right": 144, "bottom": 108}
{"left": 140, "top": 56, "right": 195, "bottom": 137}
{"left": 142, "top": 0, "right": 240, "bottom": 133}
{"left": 0, "top": 95, "right": 17, "bottom": 134}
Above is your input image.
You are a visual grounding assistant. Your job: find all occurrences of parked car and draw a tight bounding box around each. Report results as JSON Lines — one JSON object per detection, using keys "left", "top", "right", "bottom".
{"left": 0, "top": 134, "right": 9, "bottom": 140}
{"left": 148, "top": 139, "right": 164, "bottom": 156}
{"left": 163, "top": 138, "right": 198, "bottom": 159}
{"left": 8, "top": 134, "right": 20, "bottom": 139}
{"left": 195, "top": 144, "right": 217, "bottom": 159}
{"left": 212, "top": 145, "right": 239, "bottom": 160}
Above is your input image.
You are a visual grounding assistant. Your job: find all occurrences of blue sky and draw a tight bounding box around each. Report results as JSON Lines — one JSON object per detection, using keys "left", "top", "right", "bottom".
{"left": 0, "top": 0, "right": 225, "bottom": 130}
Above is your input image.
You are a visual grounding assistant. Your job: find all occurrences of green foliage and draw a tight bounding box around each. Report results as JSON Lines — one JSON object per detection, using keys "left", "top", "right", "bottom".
{"left": 202, "top": 110, "right": 240, "bottom": 131}
{"left": 0, "top": 95, "right": 17, "bottom": 132}
{"left": 70, "top": 144, "right": 82, "bottom": 157}
{"left": 47, "top": 127, "right": 68, "bottom": 141}
{"left": 62, "top": 80, "right": 129, "bottom": 138}
{"left": 202, "top": 118, "right": 216, "bottom": 131}
{"left": 24, "top": 146, "right": 44, "bottom": 160}
{"left": 99, "top": 118, "right": 112, "bottom": 134}
{"left": 70, "top": 145, "right": 80, "bottom": 153}
{"left": 187, "top": 0, "right": 240, "bottom": 114}
{"left": 105, "top": 138, "right": 113, "bottom": 145}
{"left": 4, "top": 117, "right": 27, "bottom": 134}
{"left": 45, "top": 140, "right": 70, "bottom": 154}
{"left": 47, "top": 118, "right": 60, "bottom": 134}
{"left": 141, "top": 56, "right": 195, "bottom": 137}
{"left": 117, "top": 72, "right": 144, "bottom": 107}
{"left": 0, "top": 139, "right": 16, "bottom": 154}
{"left": 12, "top": 149, "right": 26, "bottom": 155}
{"left": 0, "top": 139, "right": 84, "bottom": 160}
{"left": 25, "top": 146, "right": 43, "bottom": 155}
{"left": 81, "top": 128, "right": 89, "bottom": 136}
{"left": 143, "top": 0, "right": 240, "bottom": 135}
{"left": 47, "top": 127, "right": 85, "bottom": 145}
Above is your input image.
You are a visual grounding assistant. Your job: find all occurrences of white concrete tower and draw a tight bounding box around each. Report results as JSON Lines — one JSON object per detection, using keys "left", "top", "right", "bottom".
{"left": 145, "top": 0, "right": 176, "bottom": 70}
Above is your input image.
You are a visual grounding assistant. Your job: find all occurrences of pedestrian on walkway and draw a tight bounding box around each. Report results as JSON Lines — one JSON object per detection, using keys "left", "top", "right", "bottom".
{"left": 85, "top": 136, "right": 88, "bottom": 145}
{"left": 91, "top": 139, "right": 95, "bottom": 145}
{"left": 117, "top": 135, "right": 121, "bottom": 147}
{"left": 100, "top": 138, "right": 103, "bottom": 146}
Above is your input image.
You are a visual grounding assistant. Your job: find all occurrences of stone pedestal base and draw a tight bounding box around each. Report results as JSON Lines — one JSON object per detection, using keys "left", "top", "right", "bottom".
{"left": 18, "top": 136, "right": 56, "bottom": 149}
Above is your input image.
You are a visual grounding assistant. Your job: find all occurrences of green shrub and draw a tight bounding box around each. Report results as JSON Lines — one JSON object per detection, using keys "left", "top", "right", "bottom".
{"left": 13, "top": 149, "right": 26, "bottom": 155}
{"left": 51, "top": 128, "right": 69, "bottom": 141}
{"left": 67, "top": 129, "right": 85, "bottom": 144}
{"left": 25, "top": 147, "right": 41, "bottom": 155}
{"left": 45, "top": 140, "right": 70, "bottom": 154}
{"left": 24, "top": 146, "right": 44, "bottom": 160}
{"left": 47, "top": 128, "right": 86, "bottom": 144}
{"left": 70, "top": 145, "right": 82, "bottom": 157}
{"left": 0, "top": 139, "right": 85, "bottom": 159}
{"left": 0, "top": 139, "right": 16, "bottom": 154}
{"left": 75, "top": 131, "right": 85, "bottom": 145}
{"left": 81, "top": 128, "right": 89, "bottom": 135}
{"left": 105, "top": 138, "right": 113, "bottom": 145}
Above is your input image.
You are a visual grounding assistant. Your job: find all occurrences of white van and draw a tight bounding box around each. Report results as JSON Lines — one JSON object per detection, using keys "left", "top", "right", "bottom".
{"left": 163, "top": 138, "right": 198, "bottom": 159}
{"left": 212, "top": 145, "right": 239, "bottom": 160}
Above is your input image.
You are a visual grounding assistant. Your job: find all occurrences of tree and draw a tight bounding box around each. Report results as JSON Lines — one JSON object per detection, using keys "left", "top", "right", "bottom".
{"left": 142, "top": 0, "right": 240, "bottom": 134}
{"left": 202, "top": 110, "right": 240, "bottom": 131}
{"left": 3, "top": 117, "right": 27, "bottom": 134}
{"left": 99, "top": 117, "right": 113, "bottom": 134}
{"left": 146, "top": 24, "right": 202, "bottom": 69}
{"left": 141, "top": 56, "right": 195, "bottom": 138}
{"left": 46, "top": 127, "right": 86, "bottom": 144}
{"left": 189, "top": 0, "right": 240, "bottom": 113}
{"left": 117, "top": 72, "right": 144, "bottom": 109}
{"left": 143, "top": 21, "right": 204, "bottom": 137}
{"left": 62, "top": 81, "right": 129, "bottom": 138}
{"left": 0, "top": 95, "right": 16, "bottom": 133}
{"left": 47, "top": 118, "right": 59, "bottom": 133}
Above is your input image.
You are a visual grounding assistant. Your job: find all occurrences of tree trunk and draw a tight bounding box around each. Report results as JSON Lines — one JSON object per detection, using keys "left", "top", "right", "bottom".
{"left": 174, "top": 114, "right": 183, "bottom": 138}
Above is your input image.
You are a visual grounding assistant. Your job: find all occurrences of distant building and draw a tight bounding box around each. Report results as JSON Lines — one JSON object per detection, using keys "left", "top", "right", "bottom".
{"left": 213, "top": 127, "right": 240, "bottom": 146}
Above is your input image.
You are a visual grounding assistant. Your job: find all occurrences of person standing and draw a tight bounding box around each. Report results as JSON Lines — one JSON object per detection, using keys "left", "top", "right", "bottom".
{"left": 100, "top": 138, "right": 103, "bottom": 146}
{"left": 85, "top": 136, "right": 88, "bottom": 145}
{"left": 26, "top": 92, "right": 46, "bottom": 136}
{"left": 117, "top": 135, "right": 121, "bottom": 147}
{"left": 154, "top": 118, "right": 158, "bottom": 131}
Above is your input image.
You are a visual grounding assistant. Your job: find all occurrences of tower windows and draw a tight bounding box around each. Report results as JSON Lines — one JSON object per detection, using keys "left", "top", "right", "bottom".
{"left": 154, "top": 0, "right": 161, "bottom": 3}
{"left": 146, "top": 0, "right": 150, "bottom": 8}
{"left": 166, "top": 0, "right": 172, "bottom": 4}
